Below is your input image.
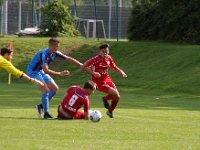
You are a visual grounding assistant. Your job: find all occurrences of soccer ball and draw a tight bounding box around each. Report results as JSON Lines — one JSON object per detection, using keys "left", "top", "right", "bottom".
{"left": 89, "top": 110, "right": 102, "bottom": 122}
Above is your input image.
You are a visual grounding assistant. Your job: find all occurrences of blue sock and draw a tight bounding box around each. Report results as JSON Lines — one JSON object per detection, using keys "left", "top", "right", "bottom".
{"left": 42, "top": 93, "right": 49, "bottom": 113}
{"left": 48, "top": 90, "right": 56, "bottom": 102}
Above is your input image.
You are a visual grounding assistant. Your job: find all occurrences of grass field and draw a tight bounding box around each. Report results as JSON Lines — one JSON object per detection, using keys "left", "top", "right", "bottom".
{"left": 0, "top": 83, "right": 200, "bottom": 150}
{"left": 1, "top": 37, "right": 200, "bottom": 149}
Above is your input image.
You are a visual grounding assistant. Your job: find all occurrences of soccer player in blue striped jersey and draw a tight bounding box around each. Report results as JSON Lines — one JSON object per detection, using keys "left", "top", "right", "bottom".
{"left": 27, "top": 38, "right": 82, "bottom": 119}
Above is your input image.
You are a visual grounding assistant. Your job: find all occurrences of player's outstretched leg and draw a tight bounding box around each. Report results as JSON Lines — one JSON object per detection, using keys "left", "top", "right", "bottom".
{"left": 41, "top": 92, "right": 53, "bottom": 119}
{"left": 35, "top": 81, "right": 48, "bottom": 119}
{"left": 106, "top": 89, "right": 120, "bottom": 118}
{"left": 102, "top": 96, "right": 110, "bottom": 109}
{"left": 36, "top": 89, "right": 57, "bottom": 118}
{"left": 42, "top": 81, "right": 58, "bottom": 119}
{"left": 107, "top": 100, "right": 119, "bottom": 118}
{"left": 36, "top": 104, "right": 43, "bottom": 119}
{"left": 48, "top": 89, "right": 56, "bottom": 101}
{"left": 44, "top": 112, "right": 53, "bottom": 119}
{"left": 106, "top": 110, "right": 113, "bottom": 118}
{"left": 102, "top": 94, "right": 113, "bottom": 109}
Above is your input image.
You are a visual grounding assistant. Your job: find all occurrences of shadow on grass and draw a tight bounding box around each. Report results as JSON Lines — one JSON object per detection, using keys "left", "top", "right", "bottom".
{"left": 0, "top": 116, "right": 75, "bottom": 121}
{"left": 0, "top": 116, "right": 40, "bottom": 120}
{"left": 1, "top": 81, "right": 200, "bottom": 111}
{"left": 1, "top": 90, "right": 200, "bottom": 111}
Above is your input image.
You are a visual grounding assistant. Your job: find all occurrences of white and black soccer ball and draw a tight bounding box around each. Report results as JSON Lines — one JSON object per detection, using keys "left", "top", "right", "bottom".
{"left": 89, "top": 110, "right": 102, "bottom": 122}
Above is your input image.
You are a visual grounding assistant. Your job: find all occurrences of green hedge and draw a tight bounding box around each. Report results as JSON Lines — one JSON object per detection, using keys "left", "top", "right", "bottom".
{"left": 128, "top": 0, "right": 200, "bottom": 43}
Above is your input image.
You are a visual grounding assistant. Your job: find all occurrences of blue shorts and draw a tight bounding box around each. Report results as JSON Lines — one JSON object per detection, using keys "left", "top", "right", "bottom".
{"left": 28, "top": 70, "right": 54, "bottom": 84}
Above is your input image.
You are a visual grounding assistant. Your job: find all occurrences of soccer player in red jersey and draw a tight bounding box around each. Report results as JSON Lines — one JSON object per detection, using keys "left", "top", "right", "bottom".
{"left": 81, "top": 43, "right": 127, "bottom": 118}
{"left": 57, "top": 81, "right": 96, "bottom": 120}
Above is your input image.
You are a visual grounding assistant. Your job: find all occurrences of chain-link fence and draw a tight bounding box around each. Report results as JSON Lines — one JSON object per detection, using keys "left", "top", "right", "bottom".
{"left": 0, "top": 0, "right": 132, "bottom": 39}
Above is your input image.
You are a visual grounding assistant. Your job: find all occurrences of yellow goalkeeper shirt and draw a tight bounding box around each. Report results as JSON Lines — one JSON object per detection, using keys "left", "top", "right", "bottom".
{"left": 0, "top": 55, "right": 23, "bottom": 78}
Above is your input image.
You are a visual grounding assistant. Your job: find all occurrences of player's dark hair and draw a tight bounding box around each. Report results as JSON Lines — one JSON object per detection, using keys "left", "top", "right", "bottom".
{"left": 83, "top": 80, "right": 96, "bottom": 90}
{"left": 49, "top": 38, "right": 60, "bottom": 45}
{"left": 99, "top": 43, "right": 109, "bottom": 50}
{"left": 0, "top": 48, "right": 12, "bottom": 56}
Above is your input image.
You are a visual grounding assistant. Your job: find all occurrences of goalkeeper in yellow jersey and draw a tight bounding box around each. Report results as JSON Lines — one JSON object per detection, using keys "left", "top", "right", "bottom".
{"left": 0, "top": 47, "right": 43, "bottom": 86}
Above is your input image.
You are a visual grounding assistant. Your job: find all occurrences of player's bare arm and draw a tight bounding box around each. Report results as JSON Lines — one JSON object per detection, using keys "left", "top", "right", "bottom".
{"left": 111, "top": 66, "right": 127, "bottom": 78}
{"left": 22, "top": 73, "right": 44, "bottom": 86}
{"left": 81, "top": 63, "right": 101, "bottom": 78}
{"left": 65, "top": 56, "right": 83, "bottom": 67}
{"left": 42, "top": 65, "right": 70, "bottom": 76}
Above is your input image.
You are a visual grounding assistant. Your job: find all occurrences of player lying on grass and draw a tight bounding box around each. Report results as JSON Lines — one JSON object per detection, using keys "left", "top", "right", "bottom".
{"left": 26, "top": 38, "right": 82, "bottom": 119}
{"left": 81, "top": 43, "right": 127, "bottom": 118}
{"left": 57, "top": 80, "right": 96, "bottom": 120}
{"left": 0, "top": 47, "right": 43, "bottom": 86}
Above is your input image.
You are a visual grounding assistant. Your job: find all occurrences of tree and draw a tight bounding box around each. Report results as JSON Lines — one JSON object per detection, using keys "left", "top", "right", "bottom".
{"left": 40, "top": 0, "right": 78, "bottom": 37}
{"left": 128, "top": 0, "right": 200, "bottom": 43}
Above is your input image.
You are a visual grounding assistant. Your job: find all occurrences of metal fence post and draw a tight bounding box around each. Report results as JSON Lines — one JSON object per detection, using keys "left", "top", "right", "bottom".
{"left": 73, "top": 0, "right": 77, "bottom": 17}
{"left": 18, "top": 0, "right": 21, "bottom": 31}
{"left": 32, "top": 0, "right": 34, "bottom": 26}
{"left": 116, "top": 0, "right": 119, "bottom": 41}
{"left": 1, "top": 5, "right": 3, "bottom": 35}
{"left": 93, "top": 0, "right": 99, "bottom": 40}
{"left": 108, "top": 0, "right": 112, "bottom": 39}
{"left": 39, "top": 0, "right": 42, "bottom": 26}
{"left": 4, "top": 0, "right": 8, "bottom": 34}
{"left": 119, "top": 0, "right": 122, "bottom": 39}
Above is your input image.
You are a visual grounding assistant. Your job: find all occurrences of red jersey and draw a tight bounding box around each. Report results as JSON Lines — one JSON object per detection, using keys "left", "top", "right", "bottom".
{"left": 85, "top": 55, "right": 117, "bottom": 84}
{"left": 61, "top": 86, "right": 90, "bottom": 116}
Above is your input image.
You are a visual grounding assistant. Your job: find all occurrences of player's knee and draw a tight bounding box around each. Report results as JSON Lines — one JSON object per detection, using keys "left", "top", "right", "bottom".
{"left": 116, "top": 94, "right": 120, "bottom": 101}
{"left": 117, "top": 94, "right": 120, "bottom": 100}
{"left": 42, "top": 86, "right": 49, "bottom": 93}
{"left": 113, "top": 92, "right": 120, "bottom": 101}
{"left": 55, "top": 86, "right": 59, "bottom": 92}
{"left": 50, "top": 85, "right": 59, "bottom": 92}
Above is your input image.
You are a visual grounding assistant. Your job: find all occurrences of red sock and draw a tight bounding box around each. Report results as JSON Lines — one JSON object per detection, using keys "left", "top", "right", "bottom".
{"left": 109, "top": 100, "right": 119, "bottom": 112}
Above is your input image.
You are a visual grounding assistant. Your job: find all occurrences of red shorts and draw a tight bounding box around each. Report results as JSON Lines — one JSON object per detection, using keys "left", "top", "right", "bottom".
{"left": 57, "top": 105, "right": 84, "bottom": 120}
{"left": 96, "top": 80, "right": 117, "bottom": 94}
